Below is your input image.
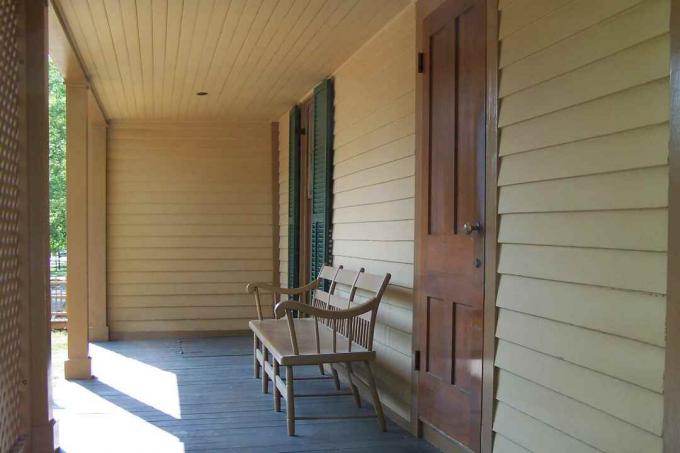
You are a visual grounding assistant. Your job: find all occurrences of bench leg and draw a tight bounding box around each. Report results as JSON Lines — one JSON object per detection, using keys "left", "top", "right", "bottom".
{"left": 253, "top": 334, "right": 261, "bottom": 379}
{"left": 365, "top": 361, "right": 386, "bottom": 432}
{"left": 346, "top": 362, "right": 361, "bottom": 408}
{"left": 262, "top": 347, "right": 269, "bottom": 394}
{"left": 331, "top": 366, "right": 341, "bottom": 390}
{"left": 286, "top": 366, "right": 295, "bottom": 436}
{"left": 273, "top": 360, "right": 281, "bottom": 412}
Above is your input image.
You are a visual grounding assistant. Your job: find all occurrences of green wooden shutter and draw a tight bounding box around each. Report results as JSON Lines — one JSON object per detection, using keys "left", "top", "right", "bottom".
{"left": 287, "top": 106, "right": 301, "bottom": 289}
{"left": 310, "top": 79, "right": 334, "bottom": 281}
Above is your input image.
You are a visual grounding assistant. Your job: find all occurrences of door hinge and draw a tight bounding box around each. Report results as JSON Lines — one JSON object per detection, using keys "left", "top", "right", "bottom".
{"left": 417, "top": 52, "right": 424, "bottom": 74}
{"left": 414, "top": 350, "right": 421, "bottom": 371}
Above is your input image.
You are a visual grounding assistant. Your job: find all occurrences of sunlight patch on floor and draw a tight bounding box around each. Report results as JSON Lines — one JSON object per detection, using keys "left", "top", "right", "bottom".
{"left": 90, "top": 343, "right": 181, "bottom": 419}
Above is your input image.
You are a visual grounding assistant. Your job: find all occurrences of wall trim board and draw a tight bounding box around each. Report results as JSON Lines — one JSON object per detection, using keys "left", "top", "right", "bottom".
{"left": 109, "top": 330, "right": 251, "bottom": 341}
{"left": 665, "top": 0, "right": 680, "bottom": 450}
{"left": 272, "top": 122, "right": 280, "bottom": 289}
{"left": 482, "top": 1, "right": 499, "bottom": 451}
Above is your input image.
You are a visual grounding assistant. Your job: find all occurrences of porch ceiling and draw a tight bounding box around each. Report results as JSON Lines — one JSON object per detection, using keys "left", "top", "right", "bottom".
{"left": 52, "top": 0, "right": 411, "bottom": 122}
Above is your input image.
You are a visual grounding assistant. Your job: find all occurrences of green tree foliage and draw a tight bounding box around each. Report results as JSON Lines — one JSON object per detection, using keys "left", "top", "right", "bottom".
{"left": 49, "top": 58, "right": 67, "bottom": 254}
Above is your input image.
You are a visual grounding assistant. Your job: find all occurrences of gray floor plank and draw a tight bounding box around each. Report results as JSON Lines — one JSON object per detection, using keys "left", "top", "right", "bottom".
{"left": 54, "top": 336, "right": 438, "bottom": 453}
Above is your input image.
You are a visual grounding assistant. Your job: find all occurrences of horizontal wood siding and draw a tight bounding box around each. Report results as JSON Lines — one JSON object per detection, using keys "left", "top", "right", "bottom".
{"left": 493, "top": 0, "right": 670, "bottom": 451}
{"left": 107, "top": 122, "right": 272, "bottom": 336}
{"left": 331, "top": 5, "right": 416, "bottom": 421}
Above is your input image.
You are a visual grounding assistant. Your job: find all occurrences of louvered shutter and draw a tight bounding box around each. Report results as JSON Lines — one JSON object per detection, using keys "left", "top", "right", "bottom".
{"left": 310, "top": 79, "right": 334, "bottom": 281}
{"left": 287, "top": 106, "right": 301, "bottom": 289}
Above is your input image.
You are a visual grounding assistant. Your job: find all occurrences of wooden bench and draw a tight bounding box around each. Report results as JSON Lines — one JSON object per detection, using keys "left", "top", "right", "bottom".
{"left": 246, "top": 265, "right": 391, "bottom": 436}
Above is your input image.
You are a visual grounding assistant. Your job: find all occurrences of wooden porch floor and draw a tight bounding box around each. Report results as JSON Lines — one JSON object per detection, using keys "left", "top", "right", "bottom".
{"left": 53, "top": 336, "right": 438, "bottom": 453}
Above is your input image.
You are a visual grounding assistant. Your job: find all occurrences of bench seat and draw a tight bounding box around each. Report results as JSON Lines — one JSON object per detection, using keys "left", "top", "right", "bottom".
{"left": 249, "top": 318, "right": 375, "bottom": 366}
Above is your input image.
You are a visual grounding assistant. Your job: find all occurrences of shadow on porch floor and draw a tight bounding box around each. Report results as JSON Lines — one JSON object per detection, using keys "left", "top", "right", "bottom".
{"left": 53, "top": 336, "right": 438, "bottom": 453}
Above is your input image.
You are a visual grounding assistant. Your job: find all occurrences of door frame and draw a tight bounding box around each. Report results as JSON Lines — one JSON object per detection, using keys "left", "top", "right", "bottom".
{"left": 411, "top": 0, "right": 498, "bottom": 451}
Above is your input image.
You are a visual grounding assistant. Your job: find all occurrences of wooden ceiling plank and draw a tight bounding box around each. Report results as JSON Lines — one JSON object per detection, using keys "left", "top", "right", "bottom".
{"left": 200, "top": 0, "right": 248, "bottom": 108}
{"left": 207, "top": 0, "right": 266, "bottom": 117}
{"left": 181, "top": 0, "right": 233, "bottom": 118}
{"left": 168, "top": 0, "right": 204, "bottom": 119}
{"left": 216, "top": 0, "right": 326, "bottom": 118}
{"left": 135, "top": 0, "right": 154, "bottom": 118}
{"left": 214, "top": 0, "right": 296, "bottom": 116}
{"left": 118, "top": 0, "right": 146, "bottom": 119}
{"left": 102, "top": 0, "right": 141, "bottom": 118}
{"left": 151, "top": 0, "right": 168, "bottom": 119}
{"left": 250, "top": 0, "right": 361, "bottom": 115}
{"left": 88, "top": 0, "right": 134, "bottom": 119}
{"left": 161, "top": 0, "right": 184, "bottom": 118}
{"left": 58, "top": 0, "right": 120, "bottom": 117}
{"left": 82, "top": 0, "right": 129, "bottom": 118}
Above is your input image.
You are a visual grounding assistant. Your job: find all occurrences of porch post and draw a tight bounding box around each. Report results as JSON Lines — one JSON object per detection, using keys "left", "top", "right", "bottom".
{"left": 64, "top": 82, "right": 92, "bottom": 379}
{"left": 87, "top": 94, "right": 108, "bottom": 341}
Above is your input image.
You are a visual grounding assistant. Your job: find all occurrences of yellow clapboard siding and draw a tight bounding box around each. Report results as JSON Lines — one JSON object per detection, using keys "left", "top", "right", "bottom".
{"left": 334, "top": 198, "right": 415, "bottom": 223}
{"left": 499, "top": 35, "right": 669, "bottom": 127}
{"left": 496, "top": 371, "right": 662, "bottom": 453}
{"left": 496, "top": 309, "right": 665, "bottom": 392}
{"left": 108, "top": 202, "right": 272, "bottom": 215}
{"left": 499, "top": 78, "right": 669, "bottom": 155}
{"left": 500, "top": 0, "right": 670, "bottom": 96}
{"left": 334, "top": 156, "right": 414, "bottom": 193}
{"left": 499, "top": 0, "right": 645, "bottom": 68}
{"left": 334, "top": 134, "right": 414, "bottom": 179}
{"left": 498, "top": 243, "right": 666, "bottom": 294}
{"left": 334, "top": 113, "right": 415, "bottom": 164}
{"left": 109, "top": 305, "right": 260, "bottom": 322}
{"left": 107, "top": 244, "right": 272, "bottom": 261}
{"left": 109, "top": 319, "right": 251, "bottom": 333}
{"left": 333, "top": 220, "right": 414, "bottom": 241}
{"left": 498, "top": 167, "right": 669, "bottom": 214}
{"left": 110, "top": 294, "right": 255, "bottom": 308}
{"left": 496, "top": 340, "right": 663, "bottom": 434}
{"left": 108, "top": 225, "right": 272, "bottom": 238}
{"left": 109, "top": 270, "right": 271, "bottom": 285}
{"left": 494, "top": 403, "right": 597, "bottom": 453}
{"left": 109, "top": 214, "right": 273, "bottom": 226}
{"left": 334, "top": 177, "right": 415, "bottom": 209}
{"left": 327, "top": 6, "right": 417, "bottom": 420}
{"left": 108, "top": 122, "right": 273, "bottom": 335}
{"left": 108, "top": 236, "right": 273, "bottom": 250}
{"left": 498, "top": 123, "right": 668, "bottom": 182}
{"left": 498, "top": 0, "right": 572, "bottom": 39}
{"left": 333, "top": 240, "right": 414, "bottom": 265}
{"left": 498, "top": 210, "right": 668, "bottom": 251}
{"left": 108, "top": 259, "right": 273, "bottom": 273}
{"left": 496, "top": 275, "right": 666, "bottom": 346}
{"left": 109, "top": 282, "right": 252, "bottom": 297}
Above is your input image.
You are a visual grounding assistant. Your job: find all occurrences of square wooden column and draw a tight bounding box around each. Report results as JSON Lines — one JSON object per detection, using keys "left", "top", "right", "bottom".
{"left": 87, "top": 95, "right": 108, "bottom": 342}
{"left": 64, "top": 82, "right": 91, "bottom": 379}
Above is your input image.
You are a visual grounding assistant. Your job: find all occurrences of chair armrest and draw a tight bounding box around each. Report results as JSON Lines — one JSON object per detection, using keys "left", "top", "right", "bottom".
{"left": 274, "top": 298, "right": 378, "bottom": 320}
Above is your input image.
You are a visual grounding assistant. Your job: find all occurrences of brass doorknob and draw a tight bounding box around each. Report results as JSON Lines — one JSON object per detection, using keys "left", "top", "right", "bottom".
{"left": 463, "top": 222, "right": 482, "bottom": 235}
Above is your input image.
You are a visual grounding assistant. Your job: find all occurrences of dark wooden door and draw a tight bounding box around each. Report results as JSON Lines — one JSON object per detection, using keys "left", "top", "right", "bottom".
{"left": 416, "top": 0, "right": 486, "bottom": 450}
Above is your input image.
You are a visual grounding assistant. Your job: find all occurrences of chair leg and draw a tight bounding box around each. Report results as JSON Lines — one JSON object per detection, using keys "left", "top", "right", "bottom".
{"left": 262, "top": 347, "right": 269, "bottom": 394}
{"left": 286, "top": 366, "right": 295, "bottom": 436}
{"left": 331, "top": 366, "right": 341, "bottom": 390}
{"left": 273, "top": 360, "right": 281, "bottom": 412}
{"left": 253, "top": 335, "right": 261, "bottom": 379}
{"left": 346, "top": 362, "right": 361, "bottom": 408}
{"left": 364, "top": 361, "right": 386, "bottom": 432}
{"left": 318, "top": 364, "right": 325, "bottom": 375}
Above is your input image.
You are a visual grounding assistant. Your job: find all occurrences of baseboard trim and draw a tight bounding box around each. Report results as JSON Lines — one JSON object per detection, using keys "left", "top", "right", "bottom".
{"left": 422, "top": 422, "right": 473, "bottom": 453}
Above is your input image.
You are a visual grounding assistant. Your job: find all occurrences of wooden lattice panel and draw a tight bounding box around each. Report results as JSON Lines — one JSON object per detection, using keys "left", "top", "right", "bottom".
{"left": 0, "top": 0, "right": 24, "bottom": 451}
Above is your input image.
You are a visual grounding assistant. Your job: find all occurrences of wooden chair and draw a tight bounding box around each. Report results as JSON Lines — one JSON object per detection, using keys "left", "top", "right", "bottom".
{"left": 246, "top": 266, "right": 391, "bottom": 436}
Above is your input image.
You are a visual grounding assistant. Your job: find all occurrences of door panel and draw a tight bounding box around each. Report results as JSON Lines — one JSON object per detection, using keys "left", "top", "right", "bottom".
{"left": 416, "top": 0, "right": 486, "bottom": 450}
